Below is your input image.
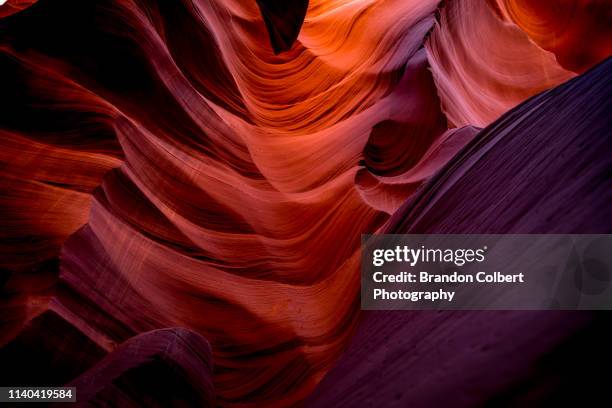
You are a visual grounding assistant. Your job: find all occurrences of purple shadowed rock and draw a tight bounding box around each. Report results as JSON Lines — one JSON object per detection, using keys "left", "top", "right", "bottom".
{"left": 66, "top": 328, "right": 215, "bottom": 407}
{"left": 307, "top": 58, "right": 612, "bottom": 407}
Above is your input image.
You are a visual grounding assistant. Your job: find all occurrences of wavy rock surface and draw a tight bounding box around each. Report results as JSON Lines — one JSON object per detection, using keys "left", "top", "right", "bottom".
{"left": 426, "top": 0, "right": 574, "bottom": 127}
{"left": 1, "top": 0, "right": 610, "bottom": 406}
{"left": 492, "top": 0, "right": 612, "bottom": 73}
{"left": 307, "top": 58, "right": 612, "bottom": 407}
{"left": 68, "top": 328, "right": 214, "bottom": 407}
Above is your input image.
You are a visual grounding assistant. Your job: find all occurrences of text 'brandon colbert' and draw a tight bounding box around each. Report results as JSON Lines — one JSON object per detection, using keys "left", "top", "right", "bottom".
{"left": 372, "top": 271, "right": 525, "bottom": 283}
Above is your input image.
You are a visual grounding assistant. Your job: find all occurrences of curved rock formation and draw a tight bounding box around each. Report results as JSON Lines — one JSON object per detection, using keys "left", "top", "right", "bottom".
{"left": 492, "top": 0, "right": 612, "bottom": 73}
{"left": 69, "top": 328, "right": 215, "bottom": 407}
{"left": 425, "top": 0, "right": 574, "bottom": 127}
{"left": 307, "top": 58, "right": 612, "bottom": 407}
{"left": 1, "top": 0, "right": 610, "bottom": 406}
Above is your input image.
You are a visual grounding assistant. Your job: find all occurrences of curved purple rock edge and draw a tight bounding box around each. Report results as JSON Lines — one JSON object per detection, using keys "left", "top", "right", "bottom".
{"left": 307, "top": 57, "right": 612, "bottom": 407}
